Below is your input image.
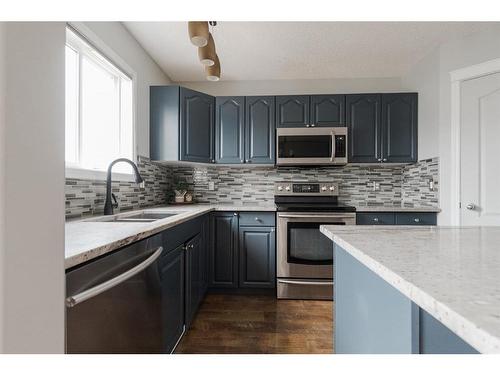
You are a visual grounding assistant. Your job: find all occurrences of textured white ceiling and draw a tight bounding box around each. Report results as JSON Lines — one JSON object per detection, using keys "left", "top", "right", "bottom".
{"left": 124, "top": 22, "right": 499, "bottom": 82}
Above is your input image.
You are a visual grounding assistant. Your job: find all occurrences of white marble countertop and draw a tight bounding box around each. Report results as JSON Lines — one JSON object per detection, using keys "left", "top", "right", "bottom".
{"left": 355, "top": 206, "right": 441, "bottom": 212}
{"left": 65, "top": 204, "right": 276, "bottom": 269}
{"left": 320, "top": 225, "right": 500, "bottom": 353}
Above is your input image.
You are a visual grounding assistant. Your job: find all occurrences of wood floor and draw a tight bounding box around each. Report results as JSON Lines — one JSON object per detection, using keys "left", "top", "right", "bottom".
{"left": 175, "top": 293, "right": 334, "bottom": 354}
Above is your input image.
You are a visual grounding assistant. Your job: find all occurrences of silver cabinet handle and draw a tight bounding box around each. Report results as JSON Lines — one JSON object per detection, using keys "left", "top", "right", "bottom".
{"left": 383, "top": 158, "right": 387, "bottom": 162}
{"left": 373, "top": 217, "right": 379, "bottom": 222}
{"left": 377, "top": 158, "right": 382, "bottom": 162}
{"left": 278, "top": 279, "right": 334, "bottom": 286}
{"left": 311, "top": 124, "right": 316, "bottom": 127}
{"left": 466, "top": 203, "right": 476, "bottom": 210}
{"left": 255, "top": 217, "right": 261, "bottom": 221}
{"left": 66, "top": 246, "right": 163, "bottom": 308}
{"left": 305, "top": 124, "right": 310, "bottom": 128}
{"left": 414, "top": 218, "right": 420, "bottom": 223}
{"left": 233, "top": 212, "right": 238, "bottom": 216}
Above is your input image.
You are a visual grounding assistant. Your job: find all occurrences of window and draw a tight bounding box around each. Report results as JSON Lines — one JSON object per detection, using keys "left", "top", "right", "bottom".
{"left": 65, "top": 27, "right": 134, "bottom": 176}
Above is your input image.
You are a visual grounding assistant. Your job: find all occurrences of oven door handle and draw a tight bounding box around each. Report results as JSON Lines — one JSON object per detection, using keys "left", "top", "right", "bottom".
{"left": 278, "top": 279, "right": 334, "bottom": 286}
{"left": 278, "top": 213, "right": 355, "bottom": 219}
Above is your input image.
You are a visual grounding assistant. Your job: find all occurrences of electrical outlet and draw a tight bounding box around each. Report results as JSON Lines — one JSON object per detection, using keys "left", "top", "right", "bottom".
{"left": 371, "top": 181, "right": 380, "bottom": 191}
{"left": 208, "top": 181, "right": 215, "bottom": 191}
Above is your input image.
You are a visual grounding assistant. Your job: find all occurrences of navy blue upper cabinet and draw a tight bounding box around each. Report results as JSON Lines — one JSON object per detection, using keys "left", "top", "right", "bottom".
{"left": 346, "top": 94, "right": 382, "bottom": 163}
{"left": 276, "top": 95, "right": 310, "bottom": 128}
{"left": 180, "top": 88, "right": 215, "bottom": 163}
{"left": 215, "top": 96, "right": 245, "bottom": 164}
{"left": 245, "top": 96, "right": 275, "bottom": 164}
{"left": 150, "top": 86, "right": 215, "bottom": 164}
{"left": 381, "top": 93, "right": 418, "bottom": 163}
{"left": 310, "top": 95, "right": 345, "bottom": 127}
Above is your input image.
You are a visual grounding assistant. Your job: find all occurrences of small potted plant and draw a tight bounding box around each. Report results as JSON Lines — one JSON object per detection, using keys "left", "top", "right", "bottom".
{"left": 173, "top": 179, "right": 188, "bottom": 203}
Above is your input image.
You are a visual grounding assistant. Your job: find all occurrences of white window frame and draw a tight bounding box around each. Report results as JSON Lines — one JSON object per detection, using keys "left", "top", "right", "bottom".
{"left": 65, "top": 22, "right": 138, "bottom": 182}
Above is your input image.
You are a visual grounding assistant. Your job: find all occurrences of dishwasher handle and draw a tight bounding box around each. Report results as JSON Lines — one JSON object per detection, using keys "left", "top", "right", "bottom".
{"left": 66, "top": 246, "right": 163, "bottom": 308}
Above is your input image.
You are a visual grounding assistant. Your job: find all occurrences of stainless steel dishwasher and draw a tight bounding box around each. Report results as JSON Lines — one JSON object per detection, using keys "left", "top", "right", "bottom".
{"left": 65, "top": 234, "right": 164, "bottom": 353}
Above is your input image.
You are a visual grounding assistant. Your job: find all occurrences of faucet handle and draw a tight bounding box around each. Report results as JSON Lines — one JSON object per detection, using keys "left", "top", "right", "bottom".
{"left": 111, "top": 193, "right": 119, "bottom": 208}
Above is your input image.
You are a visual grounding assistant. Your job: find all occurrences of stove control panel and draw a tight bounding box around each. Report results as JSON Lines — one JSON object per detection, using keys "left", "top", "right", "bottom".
{"left": 274, "top": 182, "right": 338, "bottom": 196}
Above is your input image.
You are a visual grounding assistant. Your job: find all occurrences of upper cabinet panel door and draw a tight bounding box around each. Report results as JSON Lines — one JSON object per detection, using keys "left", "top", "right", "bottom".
{"left": 215, "top": 96, "right": 245, "bottom": 164}
{"left": 245, "top": 96, "right": 276, "bottom": 164}
{"left": 180, "top": 87, "right": 215, "bottom": 163}
{"left": 346, "top": 94, "right": 382, "bottom": 163}
{"left": 381, "top": 93, "right": 418, "bottom": 163}
{"left": 276, "top": 95, "right": 310, "bottom": 128}
{"left": 310, "top": 95, "right": 345, "bottom": 127}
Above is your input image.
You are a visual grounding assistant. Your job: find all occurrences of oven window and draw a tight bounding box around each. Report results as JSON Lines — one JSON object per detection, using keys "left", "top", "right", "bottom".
{"left": 287, "top": 222, "right": 344, "bottom": 265}
{"left": 278, "top": 135, "right": 332, "bottom": 158}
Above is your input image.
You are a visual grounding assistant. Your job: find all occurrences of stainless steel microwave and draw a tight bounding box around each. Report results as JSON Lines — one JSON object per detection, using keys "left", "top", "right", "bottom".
{"left": 276, "top": 127, "right": 348, "bottom": 166}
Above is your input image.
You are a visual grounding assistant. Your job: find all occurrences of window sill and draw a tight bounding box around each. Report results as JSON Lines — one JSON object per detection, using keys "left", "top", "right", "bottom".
{"left": 65, "top": 166, "right": 136, "bottom": 182}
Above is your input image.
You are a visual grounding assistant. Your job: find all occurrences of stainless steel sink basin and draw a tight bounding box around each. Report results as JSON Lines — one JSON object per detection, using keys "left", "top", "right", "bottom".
{"left": 90, "top": 212, "right": 180, "bottom": 223}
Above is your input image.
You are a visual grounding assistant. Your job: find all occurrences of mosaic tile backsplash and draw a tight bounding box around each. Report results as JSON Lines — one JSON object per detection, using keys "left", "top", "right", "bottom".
{"left": 65, "top": 156, "right": 173, "bottom": 219}
{"left": 65, "top": 156, "right": 439, "bottom": 219}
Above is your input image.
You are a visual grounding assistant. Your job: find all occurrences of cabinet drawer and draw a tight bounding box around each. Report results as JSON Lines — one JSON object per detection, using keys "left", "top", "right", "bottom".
{"left": 238, "top": 212, "right": 275, "bottom": 227}
{"left": 395, "top": 213, "right": 437, "bottom": 225}
{"left": 356, "top": 213, "right": 395, "bottom": 225}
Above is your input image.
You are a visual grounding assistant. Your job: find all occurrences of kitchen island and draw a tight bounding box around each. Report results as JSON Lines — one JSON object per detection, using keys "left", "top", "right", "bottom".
{"left": 320, "top": 225, "right": 500, "bottom": 354}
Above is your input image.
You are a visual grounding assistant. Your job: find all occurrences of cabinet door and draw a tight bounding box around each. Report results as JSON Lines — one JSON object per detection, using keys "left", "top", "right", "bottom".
{"left": 200, "top": 215, "right": 209, "bottom": 296}
{"left": 160, "top": 244, "right": 185, "bottom": 353}
{"left": 276, "top": 95, "right": 310, "bottom": 128}
{"left": 209, "top": 212, "right": 239, "bottom": 288}
{"left": 185, "top": 232, "right": 202, "bottom": 328}
{"left": 381, "top": 93, "right": 418, "bottom": 163}
{"left": 245, "top": 96, "right": 275, "bottom": 164}
{"left": 180, "top": 87, "right": 215, "bottom": 163}
{"left": 239, "top": 226, "right": 276, "bottom": 288}
{"left": 215, "top": 96, "right": 245, "bottom": 163}
{"left": 310, "top": 95, "right": 345, "bottom": 127}
{"left": 346, "top": 94, "right": 382, "bottom": 163}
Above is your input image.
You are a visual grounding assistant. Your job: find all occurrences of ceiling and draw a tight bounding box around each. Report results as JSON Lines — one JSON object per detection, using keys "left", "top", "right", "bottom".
{"left": 124, "top": 22, "right": 499, "bottom": 82}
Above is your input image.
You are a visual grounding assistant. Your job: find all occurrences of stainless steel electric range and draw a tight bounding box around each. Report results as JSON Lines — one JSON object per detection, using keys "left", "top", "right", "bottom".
{"left": 274, "top": 181, "right": 356, "bottom": 300}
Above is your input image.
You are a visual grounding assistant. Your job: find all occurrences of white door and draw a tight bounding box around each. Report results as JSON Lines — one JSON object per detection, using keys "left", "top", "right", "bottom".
{"left": 460, "top": 72, "right": 500, "bottom": 225}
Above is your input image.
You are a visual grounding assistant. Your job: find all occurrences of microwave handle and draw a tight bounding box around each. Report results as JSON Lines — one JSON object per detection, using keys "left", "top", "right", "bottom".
{"left": 330, "top": 131, "right": 335, "bottom": 161}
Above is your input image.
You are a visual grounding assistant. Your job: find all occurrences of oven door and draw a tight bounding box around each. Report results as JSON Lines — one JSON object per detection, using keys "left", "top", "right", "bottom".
{"left": 276, "top": 127, "right": 347, "bottom": 165}
{"left": 277, "top": 212, "right": 356, "bottom": 279}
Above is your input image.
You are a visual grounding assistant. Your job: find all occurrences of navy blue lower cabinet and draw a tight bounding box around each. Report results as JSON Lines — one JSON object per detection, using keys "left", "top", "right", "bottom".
{"left": 185, "top": 232, "right": 203, "bottom": 329}
{"left": 239, "top": 226, "right": 276, "bottom": 288}
{"left": 334, "top": 244, "right": 478, "bottom": 354}
{"left": 209, "top": 212, "right": 239, "bottom": 288}
{"left": 160, "top": 244, "right": 185, "bottom": 353}
{"left": 356, "top": 212, "right": 437, "bottom": 226}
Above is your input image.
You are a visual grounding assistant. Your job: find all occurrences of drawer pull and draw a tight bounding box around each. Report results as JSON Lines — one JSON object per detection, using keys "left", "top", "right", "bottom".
{"left": 373, "top": 217, "right": 379, "bottom": 222}
{"left": 414, "top": 218, "right": 420, "bottom": 223}
{"left": 255, "top": 217, "right": 261, "bottom": 221}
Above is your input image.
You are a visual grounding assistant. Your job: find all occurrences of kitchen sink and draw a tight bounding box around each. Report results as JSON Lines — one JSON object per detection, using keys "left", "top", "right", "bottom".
{"left": 90, "top": 212, "right": 180, "bottom": 223}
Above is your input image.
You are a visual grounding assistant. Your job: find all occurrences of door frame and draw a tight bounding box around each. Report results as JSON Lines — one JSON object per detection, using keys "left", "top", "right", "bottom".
{"left": 449, "top": 57, "right": 500, "bottom": 225}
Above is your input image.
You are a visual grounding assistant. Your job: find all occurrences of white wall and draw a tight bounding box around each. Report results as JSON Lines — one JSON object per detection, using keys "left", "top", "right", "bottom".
{"left": 81, "top": 22, "right": 171, "bottom": 157}
{"left": 437, "top": 26, "right": 500, "bottom": 225}
{"left": 179, "top": 77, "right": 402, "bottom": 96}
{"left": 0, "top": 22, "right": 66, "bottom": 353}
{"left": 401, "top": 25, "right": 500, "bottom": 224}
{"left": 401, "top": 47, "right": 440, "bottom": 160}
{"left": 0, "top": 22, "right": 6, "bottom": 353}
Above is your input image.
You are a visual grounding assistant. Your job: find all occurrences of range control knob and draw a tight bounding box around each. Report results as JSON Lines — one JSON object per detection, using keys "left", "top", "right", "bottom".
{"left": 321, "top": 186, "right": 327, "bottom": 192}
{"left": 329, "top": 186, "right": 335, "bottom": 191}
{"left": 285, "top": 186, "right": 291, "bottom": 191}
{"left": 277, "top": 186, "right": 283, "bottom": 191}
